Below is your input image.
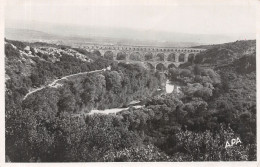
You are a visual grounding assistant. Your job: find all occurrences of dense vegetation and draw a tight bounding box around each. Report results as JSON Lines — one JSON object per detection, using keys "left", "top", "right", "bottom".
{"left": 5, "top": 39, "right": 164, "bottom": 161}
{"left": 5, "top": 39, "right": 109, "bottom": 110}
{"left": 5, "top": 39, "right": 256, "bottom": 162}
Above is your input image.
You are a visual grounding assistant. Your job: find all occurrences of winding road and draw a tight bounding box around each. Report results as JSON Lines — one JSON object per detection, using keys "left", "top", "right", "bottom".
{"left": 22, "top": 65, "right": 173, "bottom": 116}
{"left": 23, "top": 67, "right": 109, "bottom": 101}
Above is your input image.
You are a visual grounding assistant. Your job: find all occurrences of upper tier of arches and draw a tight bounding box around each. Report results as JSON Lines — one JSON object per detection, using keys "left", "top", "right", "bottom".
{"left": 101, "top": 50, "right": 197, "bottom": 63}
{"left": 86, "top": 45, "right": 205, "bottom": 53}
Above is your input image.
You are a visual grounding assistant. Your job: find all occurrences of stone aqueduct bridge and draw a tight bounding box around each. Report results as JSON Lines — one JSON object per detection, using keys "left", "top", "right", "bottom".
{"left": 83, "top": 45, "right": 206, "bottom": 70}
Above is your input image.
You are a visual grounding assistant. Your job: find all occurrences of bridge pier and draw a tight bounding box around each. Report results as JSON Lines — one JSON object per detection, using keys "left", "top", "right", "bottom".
{"left": 184, "top": 53, "right": 189, "bottom": 62}
{"left": 175, "top": 53, "right": 179, "bottom": 62}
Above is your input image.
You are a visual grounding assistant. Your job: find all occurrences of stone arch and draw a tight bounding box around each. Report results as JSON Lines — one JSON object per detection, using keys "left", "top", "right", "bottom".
{"left": 129, "top": 52, "right": 141, "bottom": 61}
{"left": 116, "top": 52, "right": 127, "bottom": 60}
{"left": 179, "top": 53, "right": 185, "bottom": 62}
{"left": 188, "top": 53, "right": 195, "bottom": 63}
{"left": 145, "top": 52, "right": 153, "bottom": 61}
{"left": 146, "top": 63, "right": 155, "bottom": 70}
{"left": 168, "top": 63, "right": 177, "bottom": 69}
{"left": 156, "top": 53, "right": 165, "bottom": 61}
{"left": 167, "top": 53, "right": 176, "bottom": 62}
{"left": 156, "top": 63, "right": 166, "bottom": 71}
{"left": 104, "top": 51, "right": 114, "bottom": 60}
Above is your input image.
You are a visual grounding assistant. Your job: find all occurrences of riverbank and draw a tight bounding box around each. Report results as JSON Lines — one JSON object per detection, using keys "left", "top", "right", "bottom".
{"left": 83, "top": 79, "right": 179, "bottom": 115}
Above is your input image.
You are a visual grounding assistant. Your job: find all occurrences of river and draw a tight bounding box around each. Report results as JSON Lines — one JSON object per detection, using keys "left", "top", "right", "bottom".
{"left": 166, "top": 80, "right": 175, "bottom": 93}
{"left": 87, "top": 79, "right": 178, "bottom": 115}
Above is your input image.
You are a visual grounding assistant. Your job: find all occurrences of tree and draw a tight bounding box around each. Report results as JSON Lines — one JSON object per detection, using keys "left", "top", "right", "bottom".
{"left": 194, "top": 65, "right": 203, "bottom": 75}
{"left": 180, "top": 69, "right": 193, "bottom": 78}
{"left": 174, "top": 125, "right": 250, "bottom": 161}
{"left": 168, "top": 68, "right": 180, "bottom": 81}
{"left": 104, "top": 71, "right": 122, "bottom": 93}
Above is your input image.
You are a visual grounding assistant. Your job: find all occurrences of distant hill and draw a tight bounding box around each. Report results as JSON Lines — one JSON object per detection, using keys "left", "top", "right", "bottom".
{"left": 5, "top": 28, "right": 62, "bottom": 42}
{"left": 192, "top": 40, "right": 256, "bottom": 50}
{"left": 194, "top": 40, "right": 256, "bottom": 66}
{"left": 6, "top": 17, "right": 256, "bottom": 44}
{"left": 5, "top": 28, "right": 204, "bottom": 47}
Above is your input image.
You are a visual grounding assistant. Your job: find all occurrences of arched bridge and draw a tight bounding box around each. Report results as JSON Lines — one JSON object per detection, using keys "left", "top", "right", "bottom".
{"left": 83, "top": 44, "right": 206, "bottom": 70}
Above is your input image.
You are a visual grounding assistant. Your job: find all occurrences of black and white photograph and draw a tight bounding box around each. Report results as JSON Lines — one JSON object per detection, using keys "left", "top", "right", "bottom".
{"left": 3, "top": 0, "right": 258, "bottom": 164}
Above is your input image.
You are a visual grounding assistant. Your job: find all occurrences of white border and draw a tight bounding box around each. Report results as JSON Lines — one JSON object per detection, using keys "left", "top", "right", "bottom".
{"left": 0, "top": 0, "right": 259, "bottom": 167}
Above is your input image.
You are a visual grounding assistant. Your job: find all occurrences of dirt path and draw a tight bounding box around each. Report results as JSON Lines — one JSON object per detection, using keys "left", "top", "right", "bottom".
{"left": 71, "top": 105, "right": 144, "bottom": 118}
{"left": 23, "top": 67, "right": 108, "bottom": 101}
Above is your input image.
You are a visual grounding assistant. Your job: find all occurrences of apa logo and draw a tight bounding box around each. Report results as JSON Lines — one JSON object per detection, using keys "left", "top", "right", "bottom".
{"left": 225, "top": 137, "right": 242, "bottom": 148}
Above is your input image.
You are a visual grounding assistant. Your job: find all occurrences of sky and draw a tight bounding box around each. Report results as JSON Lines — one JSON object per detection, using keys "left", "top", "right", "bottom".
{"left": 4, "top": 0, "right": 257, "bottom": 38}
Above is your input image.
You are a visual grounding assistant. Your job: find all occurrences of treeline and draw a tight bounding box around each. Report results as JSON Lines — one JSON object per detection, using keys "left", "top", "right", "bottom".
{"left": 193, "top": 40, "right": 256, "bottom": 66}
{"left": 6, "top": 63, "right": 256, "bottom": 162}
{"left": 191, "top": 40, "right": 256, "bottom": 51}
{"left": 6, "top": 59, "right": 164, "bottom": 161}
{"left": 21, "top": 62, "right": 163, "bottom": 113}
{"left": 96, "top": 62, "right": 255, "bottom": 161}
{"left": 160, "top": 43, "right": 256, "bottom": 160}
{"left": 5, "top": 39, "right": 256, "bottom": 162}
{"left": 5, "top": 39, "right": 110, "bottom": 113}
